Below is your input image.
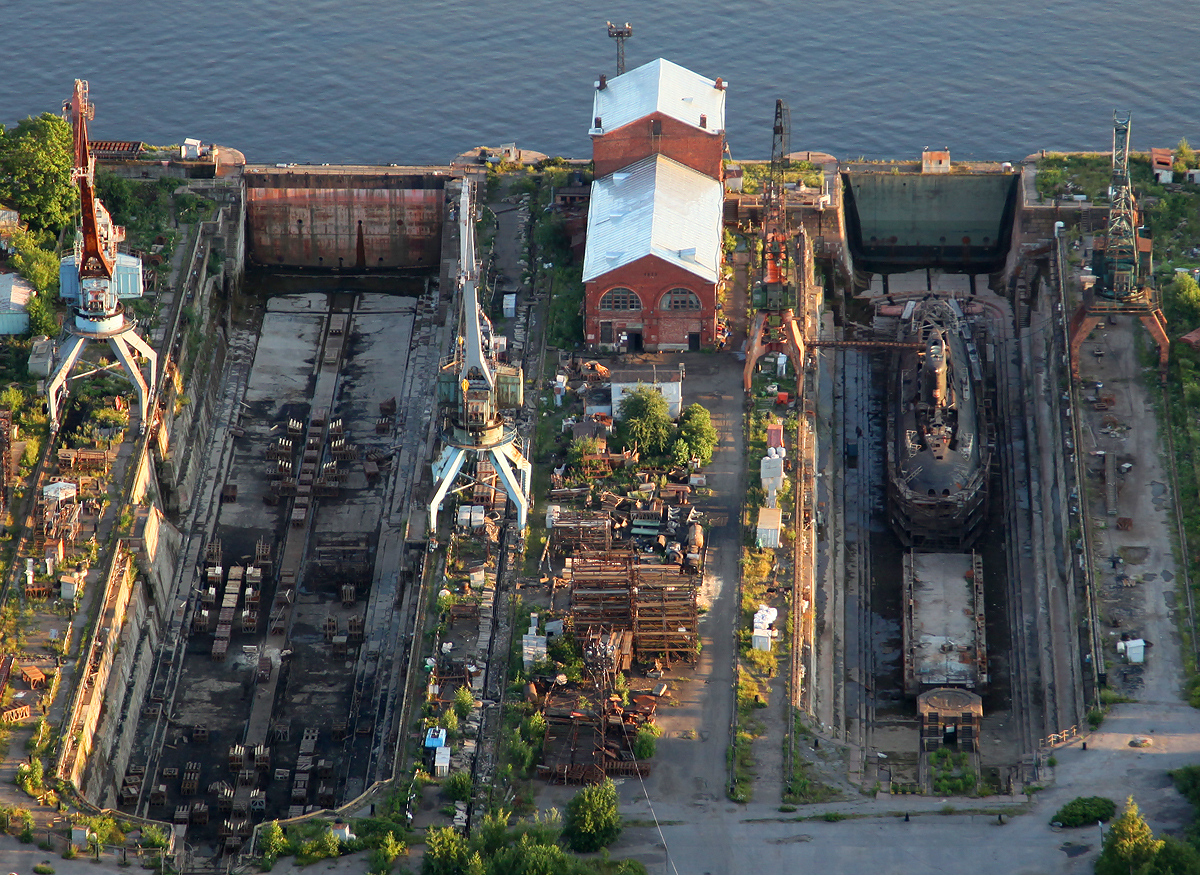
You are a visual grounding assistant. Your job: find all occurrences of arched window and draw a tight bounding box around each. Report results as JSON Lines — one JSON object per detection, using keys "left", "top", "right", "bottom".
{"left": 599, "top": 288, "right": 642, "bottom": 311}
{"left": 661, "top": 288, "right": 701, "bottom": 310}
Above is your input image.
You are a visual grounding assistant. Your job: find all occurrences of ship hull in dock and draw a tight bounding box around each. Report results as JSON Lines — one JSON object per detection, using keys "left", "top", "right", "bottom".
{"left": 886, "top": 300, "right": 991, "bottom": 551}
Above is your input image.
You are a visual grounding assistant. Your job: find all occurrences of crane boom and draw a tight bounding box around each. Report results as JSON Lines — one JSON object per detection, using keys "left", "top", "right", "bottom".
{"left": 64, "top": 80, "right": 122, "bottom": 285}
{"left": 1102, "top": 111, "right": 1138, "bottom": 300}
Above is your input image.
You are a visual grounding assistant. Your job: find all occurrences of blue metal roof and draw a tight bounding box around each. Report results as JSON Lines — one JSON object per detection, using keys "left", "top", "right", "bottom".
{"left": 59, "top": 252, "right": 144, "bottom": 302}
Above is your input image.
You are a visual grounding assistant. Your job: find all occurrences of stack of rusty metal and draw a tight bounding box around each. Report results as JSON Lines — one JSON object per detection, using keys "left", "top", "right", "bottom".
{"left": 569, "top": 553, "right": 633, "bottom": 632}
{"left": 631, "top": 564, "right": 699, "bottom": 665}
{"left": 551, "top": 510, "right": 613, "bottom": 555}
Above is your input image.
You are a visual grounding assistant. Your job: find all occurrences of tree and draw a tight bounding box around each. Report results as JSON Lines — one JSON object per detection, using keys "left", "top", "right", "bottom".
{"left": 1176, "top": 137, "right": 1196, "bottom": 170}
{"left": 618, "top": 386, "right": 673, "bottom": 455}
{"left": 567, "top": 436, "right": 599, "bottom": 468}
{"left": 1144, "top": 836, "right": 1200, "bottom": 874}
{"left": 423, "top": 826, "right": 470, "bottom": 875}
{"left": 6, "top": 226, "right": 61, "bottom": 337}
{"left": 259, "top": 821, "right": 286, "bottom": 867}
{"left": 318, "top": 828, "right": 341, "bottom": 859}
{"left": 633, "top": 726, "right": 658, "bottom": 759}
{"left": 0, "top": 113, "right": 75, "bottom": 230}
{"left": 444, "top": 770, "right": 472, "bottom": 802}
{"left": 472, "top": 808, "right": 512, "bottom": 857}
{"left": 677, "top": 403, "right": 718, "bottom": 467}
{"left": 1096, "top": 797, "right": 1164, "bottom": 875}
{"left": 562, "top": 778, "right": 621, "bottom": 853}
{"left": 1167, "top": 274, "right": 1200, "bottom": 329}
{"left": 490, "top": 833, "right": 572, "bottom": 875}
{"left": 454, "top": 684, "right": 474, "bottom": 721}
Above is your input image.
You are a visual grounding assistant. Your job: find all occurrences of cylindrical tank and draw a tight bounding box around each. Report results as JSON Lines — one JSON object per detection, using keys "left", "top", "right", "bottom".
{"left": 685, "top": 523, "right": 705, "bottom": 551}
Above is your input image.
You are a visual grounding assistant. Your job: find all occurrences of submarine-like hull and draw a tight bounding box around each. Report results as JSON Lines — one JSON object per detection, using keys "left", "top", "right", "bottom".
{"left": 886, "top": 300, "right": 990, "bottom": 550}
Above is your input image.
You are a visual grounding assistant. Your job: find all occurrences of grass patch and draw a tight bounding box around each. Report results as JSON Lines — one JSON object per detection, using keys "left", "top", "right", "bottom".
{"left": 727, "top": 729, "right": 756, "bottom": 803}
{"left": 783, "top": 758, "right": 838, "bottom": 805}
{"left": 927, "top": 748, "right": 977, "bottom": 796}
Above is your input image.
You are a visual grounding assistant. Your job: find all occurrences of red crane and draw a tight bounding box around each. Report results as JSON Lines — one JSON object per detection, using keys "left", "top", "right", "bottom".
{"left": 46, "top": 80, "right": 157, "bottom": 433}
{"left": 63, "top": 80, "right": 124, "bottom": 313}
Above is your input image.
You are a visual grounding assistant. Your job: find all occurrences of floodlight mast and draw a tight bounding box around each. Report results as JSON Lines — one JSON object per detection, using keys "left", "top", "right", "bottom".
{"left": 607, "top": 21, "right": 632, "bottom": 75}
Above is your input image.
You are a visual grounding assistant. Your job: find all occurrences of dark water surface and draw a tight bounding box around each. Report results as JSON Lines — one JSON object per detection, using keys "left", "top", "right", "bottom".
{"left": 4, "top": 1, "right": 1199, "bottom": 165}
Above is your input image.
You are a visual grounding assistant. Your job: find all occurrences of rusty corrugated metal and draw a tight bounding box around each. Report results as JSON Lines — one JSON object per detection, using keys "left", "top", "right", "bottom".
{"left": 245, "top": 172, "right": 447, "bottom": 269}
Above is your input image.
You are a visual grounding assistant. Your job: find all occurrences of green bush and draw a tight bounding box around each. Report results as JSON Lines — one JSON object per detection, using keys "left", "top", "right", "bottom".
{"left": 1170, "top": 764, "right": 1200, "bottom": 806}
{"left": 1052, "top": 796, "right": 1116, "bottom": 827}
{"left": 633, "top": 726, "right": 660, "bottom": 760}
{"left": 563, "top": 779, "right": 621, "bottom": 853}
{"left": 454, "top": 684, "right": 474, "bottom": 721}
{"left": 139, "top": 824, "right": 169, "bottom": 849}
{"left": 34, "top": 864, "right": 54, "bottom": 874}
{"left": 444, "top": 770, "right": 473, "bottom": 802}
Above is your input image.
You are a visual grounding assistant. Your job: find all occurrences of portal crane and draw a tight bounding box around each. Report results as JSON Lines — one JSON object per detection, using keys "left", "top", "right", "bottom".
{"left": 46, "top": 80, "right": 157, "bottom": 432}
{"left": 743, "top": 99, "right": 807, "bottom": 390}
{"left": 1097, "top": 111, "right": 1139, "bottom": 300}
{"left": 428, "top": 181, "right": 530, "bottom": 536}
{"left": 1067, "top": 110, "right": 1169, "bottom": 381}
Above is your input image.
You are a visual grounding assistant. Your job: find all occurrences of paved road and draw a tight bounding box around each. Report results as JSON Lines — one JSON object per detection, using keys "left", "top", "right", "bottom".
{"left": 611, "top": 695, "right": 1200, "bottom": 875}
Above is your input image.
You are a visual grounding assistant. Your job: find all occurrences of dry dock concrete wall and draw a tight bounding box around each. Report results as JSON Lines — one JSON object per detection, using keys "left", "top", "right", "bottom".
{"left": 244, "top": 167, "right": 449, "bottom": 270}
{"left": 842, "top": 172, "right": 1019, "bottom": 274}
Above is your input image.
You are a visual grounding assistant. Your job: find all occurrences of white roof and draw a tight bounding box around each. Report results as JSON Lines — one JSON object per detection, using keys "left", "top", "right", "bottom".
{"left": 582, "top": 154, "right": 723, "bottom": 284}
{"left": 0, "top": 273, "right": 32, "bottom": 312}
{"left": 591, "top": 57, "right": 726, "bottom": 136}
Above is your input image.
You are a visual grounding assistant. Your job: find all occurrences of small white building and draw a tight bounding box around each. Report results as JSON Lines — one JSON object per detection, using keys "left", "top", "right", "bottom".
{"left": 27, "top": 335, "right": 53, "bottom": 377}
{"left": 433, "top": 746, "right": 451, "bottom": 777}
{"left": 756, "top": 506, "right": 782, "bottom": 549}
{"left": 611, "top": 364, "right": 686, "bottom": 419}
{"left": 752, "top": 604, "right": 778, "bottom": 652}
{"left": 760, "top": 452, "right": 785, "bottom": 507}
{"left": 1187, "top": 169, "right": 1200, "bottom": 185}
{"left": 1150, "top": 148, "right": 1174, "bottom": 184}
{"left": 522, "top": 612, "right": 547, "bottom": 669}
{"left": 181, "top": 138, "right": 204, "bottom": 159}
{"left": 922, "top": 148, "right": 950, "bottom": 174}
{"left": 0, "top": 272, "right": 33, "bottom": 335}
{"left": 1118, "top": 638, "right": 1146, "bottom": 664}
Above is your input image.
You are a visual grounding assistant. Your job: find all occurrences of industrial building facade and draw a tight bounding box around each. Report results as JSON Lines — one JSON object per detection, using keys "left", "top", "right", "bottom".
{"left": 583, "top": 58, "right": 727, "bottom": 352}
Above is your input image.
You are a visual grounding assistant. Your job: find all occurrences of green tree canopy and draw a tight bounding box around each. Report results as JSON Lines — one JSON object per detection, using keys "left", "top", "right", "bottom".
{"left": 1176, "top": 138, "right": 1196, "bottom": 170}
{"left": 677, "top": 403, "right": 718, "bottom": 467}
{"left": 562, "top": 778, "right": 621, "bottom": 853}
{"left": 423, "top": 825, "right": 470, "bottom": 875}
{"left": 618, "top": 386, "right": 673, "bottom": 455}
{"left": 1096, "top": 797, "right": 1164, "bottom": 875}
{"left": 1166, "top": 273, "right": 1200, "bottom": 328}
{"left": 1144, "top": 835, "right": 1200, "bottom": 875}
{"left": 6, "top": 226, "right": 61, "bottom": 336}
{"left": 0, "top": 113, "right": 76, "bottom": 230}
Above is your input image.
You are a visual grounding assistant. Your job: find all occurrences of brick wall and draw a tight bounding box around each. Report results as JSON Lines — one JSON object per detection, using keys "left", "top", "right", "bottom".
{"left": 592, "top": 113, "right": 724, "bottom": 180}
{"left": 584, "top": 256, "right": 718, "bottom": 351}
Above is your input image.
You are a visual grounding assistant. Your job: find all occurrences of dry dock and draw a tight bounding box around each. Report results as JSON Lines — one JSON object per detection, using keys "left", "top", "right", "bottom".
{"left": 126, "top": 284, "right": 450, "bottom": 851}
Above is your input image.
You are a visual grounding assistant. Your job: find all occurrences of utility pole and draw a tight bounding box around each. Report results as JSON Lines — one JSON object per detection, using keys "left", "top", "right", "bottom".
{"left": 607, "top": 21, "right": 632, "bottom": 75}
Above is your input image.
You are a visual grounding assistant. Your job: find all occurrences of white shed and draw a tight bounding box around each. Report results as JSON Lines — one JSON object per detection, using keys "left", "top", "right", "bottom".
{"left": 433, "top": 746, "right": 451, "bottom": 777}
{"left": 760, "top": 454, "right": 785, "bottom": 506}
{"left": 0, "top": 273, "right": 33, "bottom": 335}
{"left": 1118, "top": 638, "right": 1146, "bottom": 664}
{"left": 756, "top": 507, "right": 782, "bottom": 549}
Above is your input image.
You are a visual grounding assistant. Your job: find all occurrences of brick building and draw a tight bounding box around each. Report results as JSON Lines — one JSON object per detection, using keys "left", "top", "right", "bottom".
{"left": 582, "top": 155, "right": 723, "bottom": 351}
{"left": 590, "top": 58, "right": 726, "bottom": 179}
{"left": 582, "top": 58, "right": 727, "bottom": 352}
